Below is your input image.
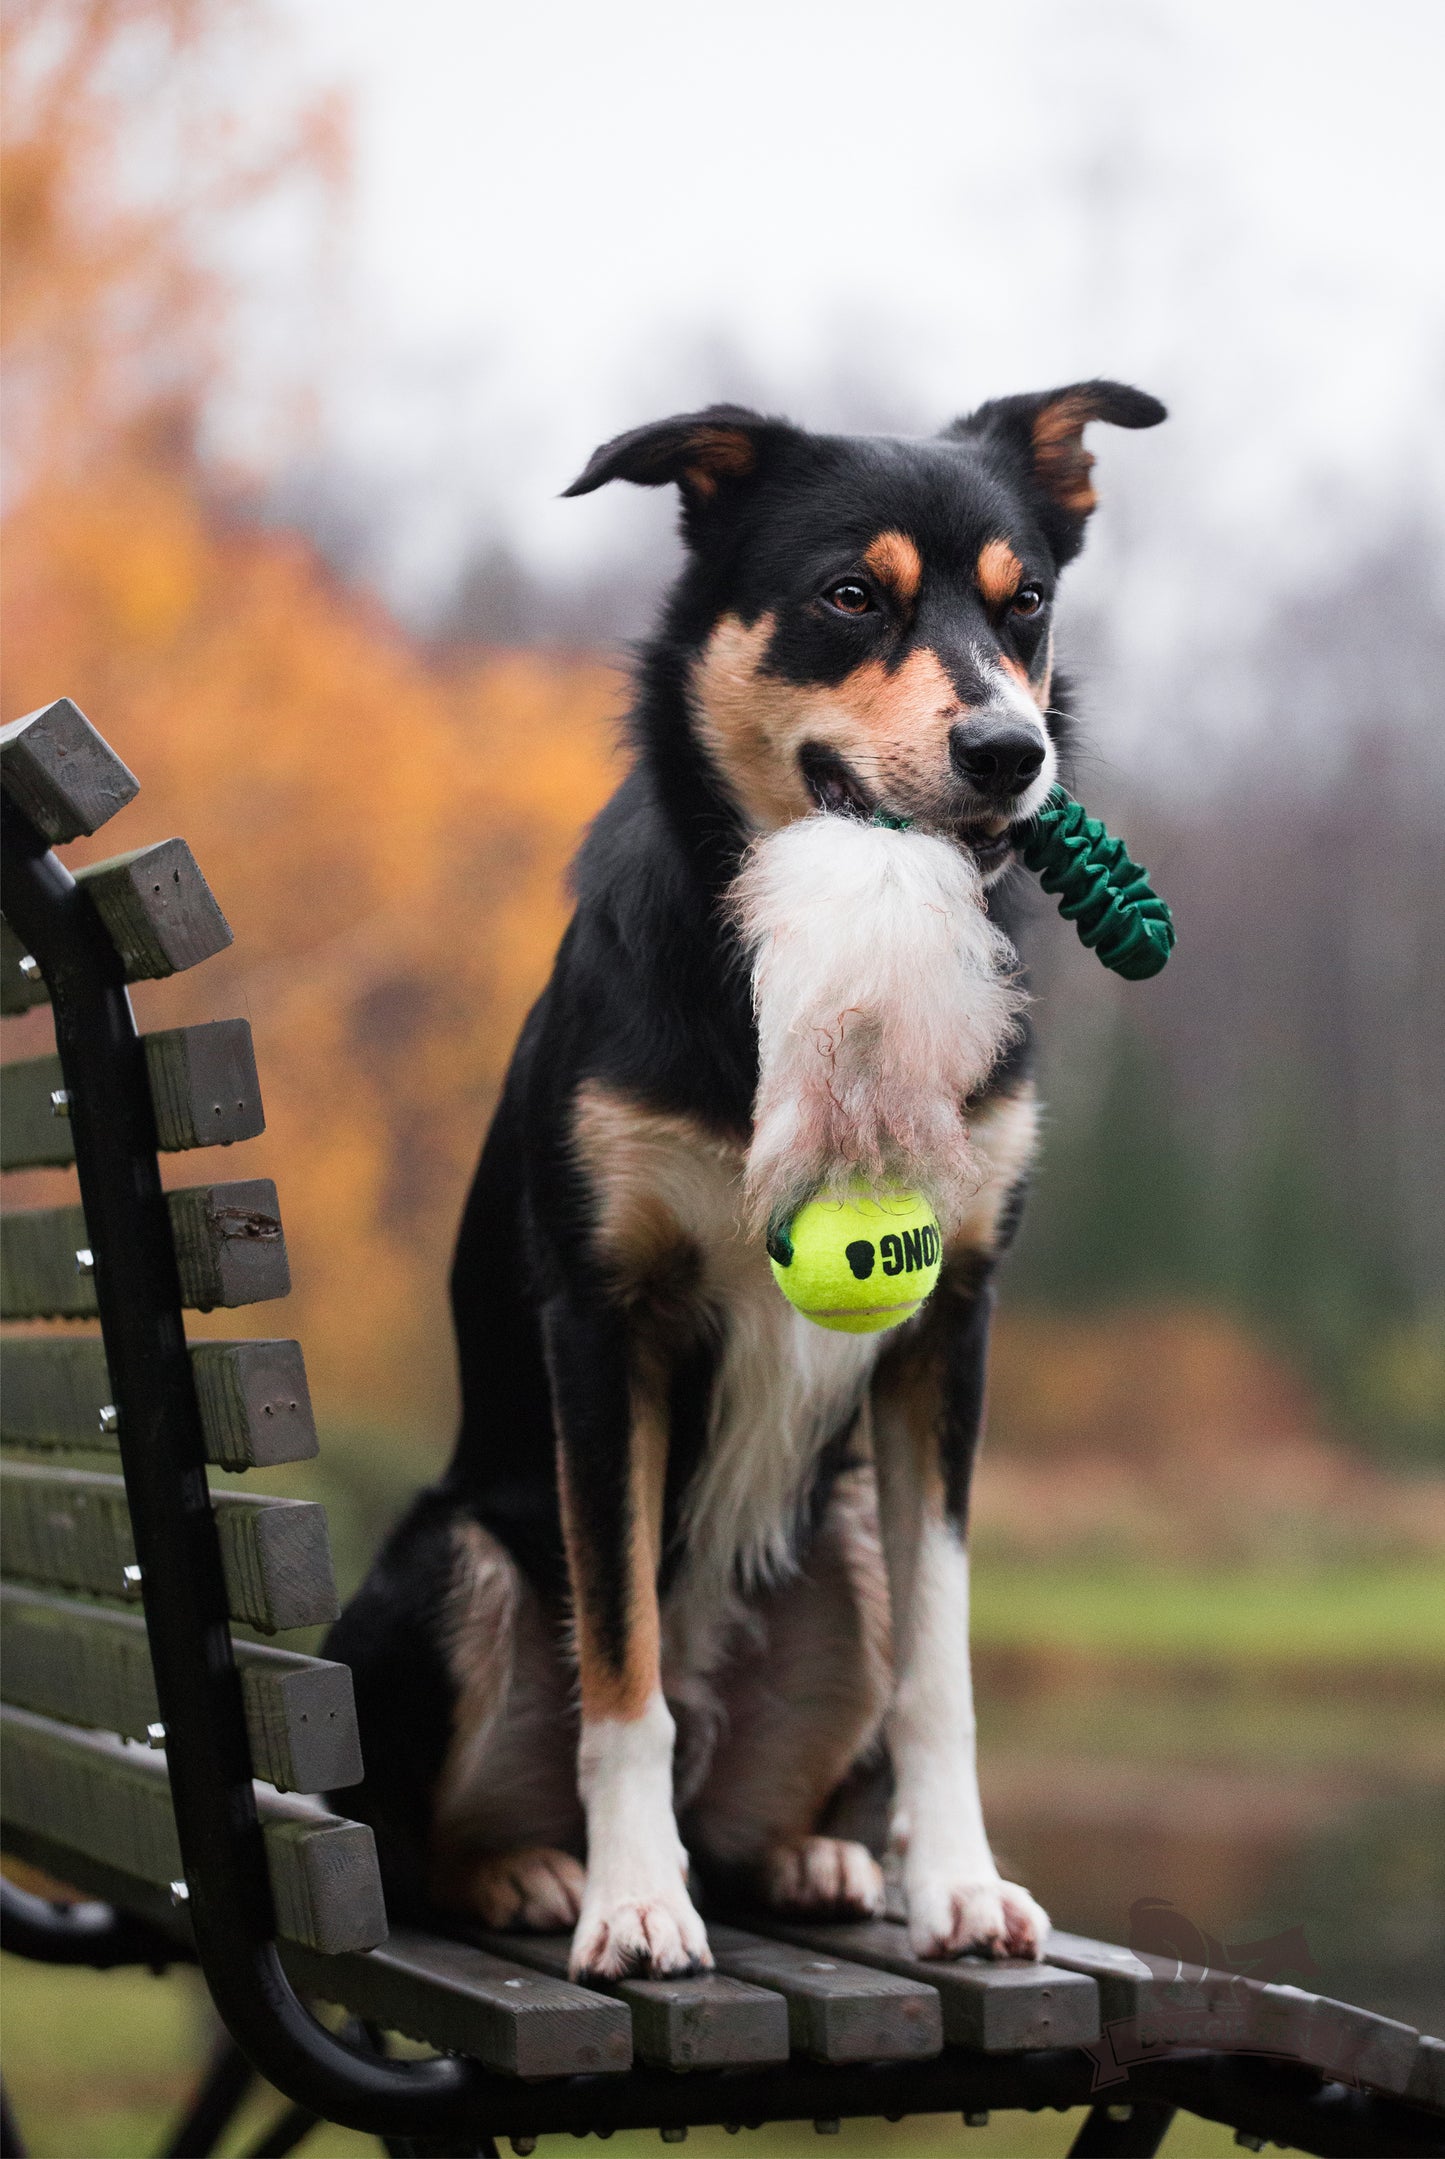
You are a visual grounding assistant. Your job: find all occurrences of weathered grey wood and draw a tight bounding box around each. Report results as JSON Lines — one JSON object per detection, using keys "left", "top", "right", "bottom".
{"left": 0, "top": 1462, "right": 338, "bottom": 1632}
{"left": 754, "top": 1919, "right": 1099, "bottom": 2053}
{"left": 0, "top": 1704, "right": 385, "bottom": 1955}
{"left": 472, "top": 1930, "right": 791, "bottom": 2072}
{"left": 2, "top": 1025, "right": 265, "bottom": 1165}
{"left": 1, "top": 1052, "right": 77, "bottom": 1168}
{"left": 188, "top": 1339, "right": 317, "bottom": 1468}
{"left": 707, "top": 1923, "right": 941, "bottom": 2064}
{"left": 1249, "top": 1982, "right": 1418, "bottom": 2097}
{"left": 0, "top": 1585, "right": 361, "bottom": 1792}
{"left": 1408, "top": 2034, "right": 1445, "bottom": 2111}
{"left": 0, "top": 1336, "right": 318, "bottom": 1469}
{"left": 0, "top": 1018, "right": 269, "bottom": 1172}
{"left": 282, "top": 1930, "right": 633, "bottom": 2078}
{"left": 1, "top": 1179, "right": 289, "bottom": 1318}
{"left": 74, "top": 838, "right": 232, "bottom": 980}
{"left": 0, "top": 1204, "right": 99, "bottom": 1317}
{"left": 165, "top": 1180, "right": 290, "bottom": 1310}
{"left": 1, "top": 916, "right": 49, "bottom": 1015}
{"left": 1046, "top": 1928, "right": 1264, "bottom": 2071}
{"left": 142, "top": 1018, "right": 265, "bottom": 1151}
{"left": 1044, "top": 1929, "right": 1421, "bottom": 2097}
{"left": 1042, "top": 1931, "right": 1159, "bottom": 2022}
{"left": 0, "top": 698, "right": 139, "bottom": 843}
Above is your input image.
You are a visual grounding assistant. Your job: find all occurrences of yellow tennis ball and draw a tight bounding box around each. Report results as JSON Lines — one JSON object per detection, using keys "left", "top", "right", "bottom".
{"left": 767, "top": 1187, "right": 943, "bottom": 1333}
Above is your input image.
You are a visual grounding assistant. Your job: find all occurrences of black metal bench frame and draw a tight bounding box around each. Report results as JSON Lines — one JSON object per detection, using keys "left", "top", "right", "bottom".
{"left": 2, "top": 705, "right": 1443, "bottom": 2159}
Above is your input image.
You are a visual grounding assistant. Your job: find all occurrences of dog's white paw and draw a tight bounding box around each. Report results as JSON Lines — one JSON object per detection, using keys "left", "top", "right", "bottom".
{"left": 452, "top": 1845, "right": 586, "bottom": 1932}
{"left": 569, "top": 1877, "right": 712, "bottom": 1979}
{"left": 907, "top": 1874, "right": 1049, "bottom": 1961}
{"left": 762, "top": 1835, "right": 885, "bottom": 1919}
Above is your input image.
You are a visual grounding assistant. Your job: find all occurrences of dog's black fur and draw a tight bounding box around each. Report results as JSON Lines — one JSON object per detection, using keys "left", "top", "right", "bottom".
{"left": 326, "top": 381, "right": 1165, "bottom": 1968}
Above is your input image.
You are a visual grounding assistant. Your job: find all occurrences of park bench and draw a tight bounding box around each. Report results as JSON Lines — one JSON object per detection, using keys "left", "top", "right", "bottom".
{"left": 1, "top": 694, "right": 1442, "bottom": 2159}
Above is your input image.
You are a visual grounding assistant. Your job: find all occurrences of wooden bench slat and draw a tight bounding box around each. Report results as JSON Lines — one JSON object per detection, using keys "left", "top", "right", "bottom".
{"left": 471, "top": 1929, "right": 791, "bottom": 2073}
{"left": 706, "top": 1923, "right": 942, "bottom": 2064}
{"left": 0, "top": 1704, "right": 385, "bottom": 1956}
{"left": 1, "top": 1052, "right": 76, "bottom": 1168}
{"left": 0, "top": 1461, "right": 338, "bottom": 1633}
{"left": 750, "top": 1918, "right": 1100, "bottom": 2053}
{"left": 1250, "top": 1982, "right": 1419, "bottom": 2098}
{"left": 1041, "top": 1930, "right": 1157, "bottom": 2020}
{"left": 0, "top": 1585, "right": 361, "bottom": 1792}
{"left": 1, "top": 1178, "right": 290, "bottom": 1318}
{"left": 1044, "top": 1930, "right": 1420, "bottom": 2099}
{"left": 0, "top": 841, "right": 231, "bottom": 1016}
{"left": 76, "top": 838, "right": 232, "bottom": 981}
{"left": 282, "top": 1929, "right": 633, "bottom": 2079}
{"left": 1409, "top": 2034, "right": 1445, "bottom": 2112}
{"left": 0, "top": 1336, "right": 318, "bottom": 1469}
{"left": 0, "top": 1023, "right": 265, "bottom": 1169}
{"left": 0, "top": 699, "right": 139, "bottom": 844}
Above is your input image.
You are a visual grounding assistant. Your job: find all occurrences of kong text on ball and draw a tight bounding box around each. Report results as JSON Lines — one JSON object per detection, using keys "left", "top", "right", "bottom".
{"left": 766, "top": 1187, "right": 943, "bottom": 1333}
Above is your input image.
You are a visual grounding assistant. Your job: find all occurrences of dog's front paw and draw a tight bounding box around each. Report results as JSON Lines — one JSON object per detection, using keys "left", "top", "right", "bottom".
{"left": 762, "top": 1836, "right": 885, "bottom": 1919}
{"left": 907, "top": 1874, "right": 1049, "bottom": 1962}
{"left": 570, "top": 1877, "right": 712, "bottom": 1980}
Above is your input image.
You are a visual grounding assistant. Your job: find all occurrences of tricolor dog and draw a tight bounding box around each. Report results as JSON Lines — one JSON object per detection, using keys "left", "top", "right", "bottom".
{"left": 328, "top": 380, "right": 1166, "bottom": 1977}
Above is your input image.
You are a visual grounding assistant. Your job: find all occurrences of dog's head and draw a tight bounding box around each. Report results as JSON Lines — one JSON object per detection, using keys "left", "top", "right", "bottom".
{"left": 566, "top": 382, "right": 1165, "bottom": 868}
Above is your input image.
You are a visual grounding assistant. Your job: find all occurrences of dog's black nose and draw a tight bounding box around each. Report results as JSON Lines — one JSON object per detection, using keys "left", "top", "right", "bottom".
{"left": 949, "top": 719, "right": 1046, "bottom": 799}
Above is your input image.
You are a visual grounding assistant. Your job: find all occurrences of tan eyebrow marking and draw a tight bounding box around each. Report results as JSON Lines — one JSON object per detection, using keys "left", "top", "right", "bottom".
{"left": 862, "top": 530, "right": 923, "bottom": 609}
{"left": 977, "top": 538, "right": 1024, "bottom": 608}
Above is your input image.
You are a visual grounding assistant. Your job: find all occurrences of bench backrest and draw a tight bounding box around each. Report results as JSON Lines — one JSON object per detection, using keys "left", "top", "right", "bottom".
{"left": 0, "top": 697, "right": 386, "bottom": 1960}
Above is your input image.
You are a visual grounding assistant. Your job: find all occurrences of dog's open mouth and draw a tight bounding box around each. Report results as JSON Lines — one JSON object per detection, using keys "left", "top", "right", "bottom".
{"left": 799, "top": 741, "right": 874, "bottom": 820}
{"left": 955, "top": 818, "right": 1013, "bottom": 872}
{"left": 798, "top": 743, "right": 1016, "bottom": 868}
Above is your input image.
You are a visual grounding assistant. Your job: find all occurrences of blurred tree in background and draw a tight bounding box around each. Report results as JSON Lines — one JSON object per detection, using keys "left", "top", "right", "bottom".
{"left": 1, "top": 0, "right": 623, "bottom": 1449}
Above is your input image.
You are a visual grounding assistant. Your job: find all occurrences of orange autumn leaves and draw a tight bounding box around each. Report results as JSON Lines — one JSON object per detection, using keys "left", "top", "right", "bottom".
{"left": 4, "top": 461, "right": 625, "bottom": 1434}
{"left": 2, "top": 1, "right": 625, "bottom": 1439}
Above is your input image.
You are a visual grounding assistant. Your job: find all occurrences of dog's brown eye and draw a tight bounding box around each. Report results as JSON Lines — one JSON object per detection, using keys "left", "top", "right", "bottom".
{"left": 1011, "top": 585, "right": 1045, "bottom": 618}
{"left": 825, "top": 581, "right": 873, "bottom": 615}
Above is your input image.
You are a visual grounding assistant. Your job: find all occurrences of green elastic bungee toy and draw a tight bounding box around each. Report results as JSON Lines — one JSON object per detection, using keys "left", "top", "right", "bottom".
{"left": 871, "top": 788, "right": 1175, "bottom": 980}
{"left": 1016, "top": 785, "right": 1175, "bottom": 980}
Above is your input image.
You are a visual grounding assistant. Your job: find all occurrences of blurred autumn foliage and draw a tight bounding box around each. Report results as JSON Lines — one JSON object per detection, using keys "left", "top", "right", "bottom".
{"left": 1, "top": 0, "right": 623, "bottom": 1442}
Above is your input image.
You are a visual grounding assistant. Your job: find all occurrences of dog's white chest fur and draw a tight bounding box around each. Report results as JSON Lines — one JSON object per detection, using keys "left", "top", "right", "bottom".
{"left": 732, "top": 815, "right": 1024, "bottom": 1235}
{"left": 676, "top": 1148, "right": 881, "bottom": 1607}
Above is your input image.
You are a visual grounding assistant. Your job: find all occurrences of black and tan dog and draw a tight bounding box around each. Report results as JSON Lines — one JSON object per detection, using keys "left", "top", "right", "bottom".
{"left": 327, "top": 380, "right": 1166, "bottom": 1978}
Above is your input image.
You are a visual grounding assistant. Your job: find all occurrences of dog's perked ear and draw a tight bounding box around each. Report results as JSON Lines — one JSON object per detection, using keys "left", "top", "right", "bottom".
{"left": 562, "top": 404, "right": 791, "bottom": 511}
{"left": 948, "top": 380, "right": 1166, "bottom": 563}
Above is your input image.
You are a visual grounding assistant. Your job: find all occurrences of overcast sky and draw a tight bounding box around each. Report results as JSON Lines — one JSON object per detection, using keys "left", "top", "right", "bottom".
{"left": 249, "top": 0, "right": 1444, "bottom": 757}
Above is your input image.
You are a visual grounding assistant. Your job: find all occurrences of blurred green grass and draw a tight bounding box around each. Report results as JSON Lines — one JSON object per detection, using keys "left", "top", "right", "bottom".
{"left": 239, "top": 1426, "right": 1445, "bottom": 1681}
{"left": 0, "top": 1959, "right": 1246, "bottom": 2159}
{"left": 969, "top": 1558, "right": 1445, "bottom": 1669}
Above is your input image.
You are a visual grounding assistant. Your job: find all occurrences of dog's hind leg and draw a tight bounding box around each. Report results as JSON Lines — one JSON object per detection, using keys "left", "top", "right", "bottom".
{"left": 686, "top": 1463, "right": 893, "bottom": 1918}
{"left": 427, "top": 1516, "right": 587, "bottom": 1931}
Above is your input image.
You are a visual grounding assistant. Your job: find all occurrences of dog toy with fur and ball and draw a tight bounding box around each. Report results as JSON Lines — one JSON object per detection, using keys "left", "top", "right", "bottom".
{"left": 761, "top": 794, "right": 1173, "bottom": 1337}
{"left": 767, "top": 1186, "right": 943, "bottom": 1333}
